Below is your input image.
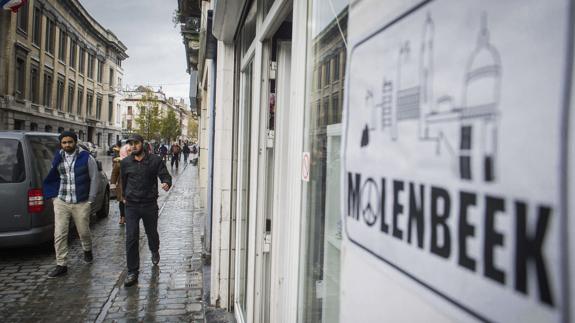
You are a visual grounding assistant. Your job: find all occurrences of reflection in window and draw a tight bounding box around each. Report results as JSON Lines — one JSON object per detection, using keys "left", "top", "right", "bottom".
{"left": 300, "top": 1, "right": 348, "bottom": 323}
{"left": 241, "top": 1, "right": 257, "bottom": 56}
{"left": 28, "top": 136, "right": 60, "bottom": 183}
{"left": 0, "top": 139, "right": 26, "bottom": 183}
{"left": 238, "top": 62, "right": 253, "bottom": 316}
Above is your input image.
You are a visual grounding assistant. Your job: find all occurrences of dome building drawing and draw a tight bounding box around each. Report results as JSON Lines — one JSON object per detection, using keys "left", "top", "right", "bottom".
{"left": 460, "top": 14, "right": 501, "bottom": 182}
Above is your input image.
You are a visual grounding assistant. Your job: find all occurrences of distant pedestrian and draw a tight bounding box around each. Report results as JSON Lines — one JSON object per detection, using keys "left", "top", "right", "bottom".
{"left": 190, "top": 142, "right": 199, "bottom": 166}
{"left": 159, "top": 144, "right": 168, "bottom": 162}
{"left": 182, "top": 143, "right": 190, "bottom": 163}
{"left": 112, "top": 140, "right": 121, "bottom": 158}
{"left": 170, "top": 142, "right": 181, "bottom": 168}
{"left": 121, "top": 134, "right": 172, "bottom": 287}
{"left": 110, "top": 144, "right": 132, "bottom": 225}
{"left": 43, "top": 131, "right": 99, "bottom": 278}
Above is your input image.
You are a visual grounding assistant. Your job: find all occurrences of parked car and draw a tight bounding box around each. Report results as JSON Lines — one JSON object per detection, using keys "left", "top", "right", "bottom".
{"left": 0, "top": 132, "right": 110, "bottom": 248}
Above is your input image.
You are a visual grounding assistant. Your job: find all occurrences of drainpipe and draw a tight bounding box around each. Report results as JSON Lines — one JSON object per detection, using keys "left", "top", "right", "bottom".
{"left": 205, "top": 10, "right": 217, "bottom": 255}
{"left": 206, "top": 57, "right": 216, "bottom": 256}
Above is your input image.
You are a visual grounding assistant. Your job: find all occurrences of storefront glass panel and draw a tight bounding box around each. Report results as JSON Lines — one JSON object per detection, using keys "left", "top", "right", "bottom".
{"left": 237, "top": 61, "right": 254, "bottom": 316}
{"left": 299, "top": 0, "right": 348, "bottom": 322}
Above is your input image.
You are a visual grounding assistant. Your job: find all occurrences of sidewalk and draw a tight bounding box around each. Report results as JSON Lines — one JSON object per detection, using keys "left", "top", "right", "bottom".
{"left": 0, "top": 162, "right": 207, "bottom": 322}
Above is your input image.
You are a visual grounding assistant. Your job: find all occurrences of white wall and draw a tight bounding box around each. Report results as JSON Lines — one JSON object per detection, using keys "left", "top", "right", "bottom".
{"left": 211, "top": 41, "right": 236, "bottom": 309}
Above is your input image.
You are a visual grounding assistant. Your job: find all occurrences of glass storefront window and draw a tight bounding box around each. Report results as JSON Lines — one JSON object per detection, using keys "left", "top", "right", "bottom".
{"left": 241, "top": 2, "right": 257, "bottom": 57}
{"left": 299, "top": 0, "right": 348, "bottom": 322}
{"left": 237, "top": 61, "right": 254, "bottom": 316}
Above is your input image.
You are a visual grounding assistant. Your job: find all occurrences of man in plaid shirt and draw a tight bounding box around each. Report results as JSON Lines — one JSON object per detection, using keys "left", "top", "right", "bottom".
{"left": 43, "top": 131, "right": 99, "bottom": 278}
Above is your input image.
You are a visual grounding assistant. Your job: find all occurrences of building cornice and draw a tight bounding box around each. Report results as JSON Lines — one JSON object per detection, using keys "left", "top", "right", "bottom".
{"left": 36, "top": 0, "right": 128, "bottom": 60}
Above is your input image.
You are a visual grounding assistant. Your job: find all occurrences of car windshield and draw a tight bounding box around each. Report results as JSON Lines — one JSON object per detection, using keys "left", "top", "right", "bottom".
{"left": 0, "top": 139, "right": 26, "bottom": 183}
{"left": 28, "top": 135, "right": 60, "bottom": 183}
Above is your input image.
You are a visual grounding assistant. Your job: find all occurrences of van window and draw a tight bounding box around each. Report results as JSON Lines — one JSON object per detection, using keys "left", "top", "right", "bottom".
{"left": 0, "top": 139, "right": 26, "bottom": 183}
{"left": 28, "top": 136, "right": 60, "bottom": 183}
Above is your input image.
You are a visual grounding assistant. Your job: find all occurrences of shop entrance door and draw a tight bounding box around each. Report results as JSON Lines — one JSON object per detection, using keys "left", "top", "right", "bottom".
{"left": 260, "top": 40, "right": 292, "bottom": 323}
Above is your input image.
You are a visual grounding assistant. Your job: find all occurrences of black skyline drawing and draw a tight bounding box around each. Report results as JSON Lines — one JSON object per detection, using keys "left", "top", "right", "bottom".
{"left": 360, "top": 12, "right": 501, "bottom": 183}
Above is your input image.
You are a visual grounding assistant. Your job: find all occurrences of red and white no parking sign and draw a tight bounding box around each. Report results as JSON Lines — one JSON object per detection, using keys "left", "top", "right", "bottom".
{"left": 301, "top": 152, "right": 310, "bottom": 182}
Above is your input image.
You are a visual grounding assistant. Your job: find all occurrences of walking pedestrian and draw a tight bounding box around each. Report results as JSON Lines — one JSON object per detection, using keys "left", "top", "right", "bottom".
{"left": 159, "top": 144, "right": 168, "bottom": 162}
{"left": 121, "top": 134, "right": 172, "bottom": 287}
{"left": 182, "top": 142, "right": 190, "bottom": 163}
{"left": 43, "top": 131, "right": 99, "bottom": 278}
{"left": 110, "top": 144, "right": 132, "bottom": 225}
{"left": 190, "top": 142, "right": 199, "bottom": 166}
{"left": 170, "top": 142, "right": 181, "bottom": 168}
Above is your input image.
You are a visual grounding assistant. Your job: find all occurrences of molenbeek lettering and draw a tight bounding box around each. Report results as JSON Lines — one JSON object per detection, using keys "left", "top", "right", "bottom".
{"left": 347, "top": 172, "right": 554, "bottom": 307}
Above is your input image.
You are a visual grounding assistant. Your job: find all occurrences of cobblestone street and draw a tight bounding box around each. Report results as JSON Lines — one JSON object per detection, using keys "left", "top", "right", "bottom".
{"left": 0, "top": 162, "right": 206, "bottom": 322}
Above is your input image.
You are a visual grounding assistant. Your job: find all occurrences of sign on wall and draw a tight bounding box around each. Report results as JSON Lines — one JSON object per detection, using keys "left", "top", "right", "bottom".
{"left": 342, "top": 0, "right": 571, "bottom": 321}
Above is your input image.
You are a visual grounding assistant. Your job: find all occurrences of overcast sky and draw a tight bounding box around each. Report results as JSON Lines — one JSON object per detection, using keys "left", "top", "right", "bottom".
{"left": 79, "top": 0, "right": 190, "bottom": 105}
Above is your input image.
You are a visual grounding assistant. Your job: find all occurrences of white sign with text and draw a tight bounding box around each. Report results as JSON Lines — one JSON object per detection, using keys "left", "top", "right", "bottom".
{"left": 342, "top": 0, "right": 570, "bottom": 321}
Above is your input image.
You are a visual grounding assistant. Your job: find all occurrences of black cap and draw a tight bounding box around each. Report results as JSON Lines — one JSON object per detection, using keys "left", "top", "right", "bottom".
{"left": 58, "top": 131, "right": 78, "bottom": 142}
{"left": 126, "top": 134, "right": 144, "bottom": 143}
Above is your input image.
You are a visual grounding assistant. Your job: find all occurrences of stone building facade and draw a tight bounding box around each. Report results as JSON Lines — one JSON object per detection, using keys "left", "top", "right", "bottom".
{"left": 0, "top": 0, "right": 128, "bottom": 151}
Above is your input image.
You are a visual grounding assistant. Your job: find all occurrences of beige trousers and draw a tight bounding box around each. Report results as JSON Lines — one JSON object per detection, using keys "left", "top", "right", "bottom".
{"left": 53, "top": 198, "right": 92, "bottom": 266}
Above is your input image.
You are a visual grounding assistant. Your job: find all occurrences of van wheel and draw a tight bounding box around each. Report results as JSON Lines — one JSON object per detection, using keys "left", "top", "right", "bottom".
{"left": 97, "top": 189, "right": 110, "bottom": 218}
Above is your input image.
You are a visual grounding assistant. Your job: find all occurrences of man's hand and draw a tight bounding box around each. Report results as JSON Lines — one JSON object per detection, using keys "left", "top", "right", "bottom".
{"left": 161, "top": 183, "right": 170, "bottom": 191}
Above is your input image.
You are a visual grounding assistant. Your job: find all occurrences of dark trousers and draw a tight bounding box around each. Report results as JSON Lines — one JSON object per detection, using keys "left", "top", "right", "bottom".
{"left": 119, "top": 201, "right": 126, "bottom": 218}
{"left": 125, "top": 203, "right": 160, "bottom": 275}
{"left": 171, "top": 154, "right": 180, "bottom": 168}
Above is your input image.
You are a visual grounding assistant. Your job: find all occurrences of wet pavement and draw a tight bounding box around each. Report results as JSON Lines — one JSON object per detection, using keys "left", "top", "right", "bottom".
{"left": 0, "top": 159, "right": 206, "bottom": 322}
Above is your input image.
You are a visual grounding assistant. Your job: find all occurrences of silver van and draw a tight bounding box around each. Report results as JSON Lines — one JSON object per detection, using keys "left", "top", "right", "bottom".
{"left": 0, "top": 132, "right": 110, "bottom": 247}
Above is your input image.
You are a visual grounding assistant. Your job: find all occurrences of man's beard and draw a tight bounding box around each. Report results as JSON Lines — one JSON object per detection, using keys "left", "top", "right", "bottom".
{"left": 132, "top": 148, "right": 144, "bottom": 156}
{"left": 63, "top": 145, "right": 76, "bottom": 153}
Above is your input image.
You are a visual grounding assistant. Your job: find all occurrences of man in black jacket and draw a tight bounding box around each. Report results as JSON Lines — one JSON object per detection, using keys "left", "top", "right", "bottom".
{"left": 121, "top": 134, "right": 172, "bottom": 287}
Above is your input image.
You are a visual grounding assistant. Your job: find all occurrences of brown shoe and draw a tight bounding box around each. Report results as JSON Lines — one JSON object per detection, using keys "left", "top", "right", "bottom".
{"left": 119, "top": 216, "right": 125, "bottom": 225}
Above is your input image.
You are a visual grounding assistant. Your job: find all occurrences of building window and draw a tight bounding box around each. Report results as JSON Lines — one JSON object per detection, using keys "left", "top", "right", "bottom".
{"left": 127, "top": 106, "right": 132, "bottom": 115}
{"left": 56, "top": 77, "right": 64, "bottom": 111}
{"left": 69, "top": 39, "right": 76, "bottom": 68}
{"left": 30, "top": 123, "right": 38, "bottom": 131}
{"left": 87, "top": 54, "right": 95, "bottom": 79}
{"left": 96, "top": 96, "right": 103, "bottom": 119}
{"left": 14, "top": 120, "right": 25, "bottom": 130}
{"left": 45, "top": 18, "right": 55, "bottom": 55}
{"left": 77, "top": 87, "right": 84, "bottom": 116}
{"left": 79, "top": 47, "right": 85, "bottom": 74}
{"left": 325, "top": 60, "right": 331, "bottom": 85}
{"left": 333, "top": 54, "right": 340, "bottom": 81}
{"left": 97, "top": 60, "right": 103, "bottom": 83}
{"left": 43, "top": 71, "right": 53, "bottom": 108}
{"left": 57, "top": 127, "right": 64, "bottom": 133}
{"left": 67, "top": 82, "right": 74, "bottom": 113}
{"left": 299, "top": 2, "right": 348, "bottom": 323}
{"left": 108, "top": 99, "right": 114, "bottom": 122}
{"left": 30, "top": 64, "right": 40, "bottom": 104}
{"left": 109, "top": 68, "right": 114, "bottom": 89}
{"left": 16, "top": 2, "right": 28, "bottom": 33}
{"left": 87, "top": 91, "right": 94, "bottom": 116}
{"left": 45, "top": 125, "right": 52, "bottom": 132}
{"left": 58, "top": 29, "right": 67, "bottom": 63}
{"left": 14, "top": 57, "right": 26, "bottom": 100}
{"left": 127, "top": 119, "right": 132, "bottom": 130}
{"left": 32, "top": 8, "right": 41, "bottom": 46}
